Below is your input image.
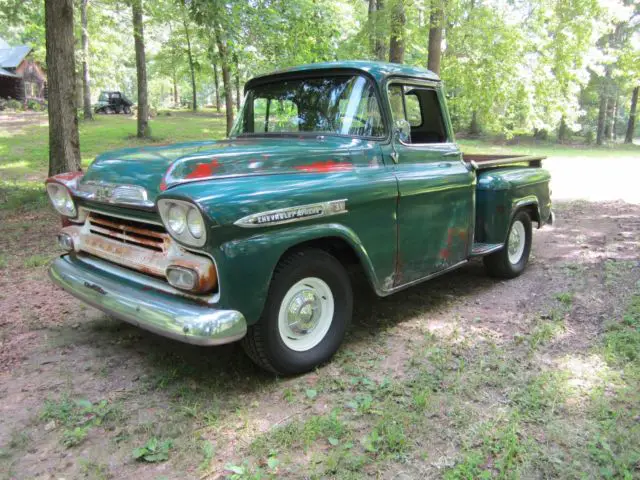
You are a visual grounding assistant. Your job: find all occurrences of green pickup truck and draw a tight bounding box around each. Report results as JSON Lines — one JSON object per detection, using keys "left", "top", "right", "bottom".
{"left": 47, "top": 61, "right": 552, "bottom": 375}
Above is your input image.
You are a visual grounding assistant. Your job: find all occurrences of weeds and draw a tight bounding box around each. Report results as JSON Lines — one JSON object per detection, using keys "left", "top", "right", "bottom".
{"left": 40, "top": 397, "right": 120, "bottom": 448}
{"left": 132, "top": 437, "right": 173, "bottom": 462}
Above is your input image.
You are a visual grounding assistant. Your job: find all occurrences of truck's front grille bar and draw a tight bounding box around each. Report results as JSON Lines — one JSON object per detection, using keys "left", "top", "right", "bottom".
{"left": 87, "top": 212, "right": 169, "bottom": 254}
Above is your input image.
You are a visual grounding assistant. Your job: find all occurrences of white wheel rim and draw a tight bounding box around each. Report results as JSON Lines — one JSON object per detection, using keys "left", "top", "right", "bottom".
{"left": 507, "top": 220, "right": 526, "bottom": 264}
{"left": 278, "top": 277, "right": 334, "bottom": 352}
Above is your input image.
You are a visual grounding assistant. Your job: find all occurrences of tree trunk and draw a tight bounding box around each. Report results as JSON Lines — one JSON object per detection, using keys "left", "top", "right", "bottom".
{"left": 234, "top": 54, "right": 240, "bottom": 111}
{"left": 557, "top": 116, "right": 567, "bottom": 144}
{"left": 172, "top": 71, "right": 178, "bottom": 105}
{"left": 611, "top": 97, "right": 618, "bottom": 140}
{"left": 368, "top": 0, "right": 376, "bottom": 56}
{"left": 183, "top": 14, "right": 197, "bottom": 111}
{"left": 596, "top": 72, "right": 610, "bottom": 146}
{"left": 75, "top": 69, "right": 83, "bottom": 109}
{"left": 132, "top": 0, "right": 150, "bottom": 138}
{"left": 605, "top": 93, "right": 616, "bottom": 140}
{"left": 388, "top": 0, "right": 405, "bottom": 63}
{"left": 624, "top": 86, "right": 638, "bottom": 144}
{"left": 233, "top": 54, "right": 240, "bottom": 111}
{"left": 214, "top": 24, "right": 234, "bottom": 134}
{"left": 374, "top": 0, "right": 385, "bottom": 60}
{"left": 81, "top": 0, "right": 93, "bottom": 120}
{"left": 427, "top": 3, "right": 443, "bottom": 75}
{"left": 45, "top": 0, "right": 81, "bottom": 176}
{"left": 213, "top": 61, "right": 220, "bottom": 113}
{"left": 469, "top": 110, "right": 480, "bottom": 136}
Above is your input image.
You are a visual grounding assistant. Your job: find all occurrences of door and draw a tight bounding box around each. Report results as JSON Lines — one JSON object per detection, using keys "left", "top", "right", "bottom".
{"left": 386, "top": 82, "right": 475, "bottom": 285}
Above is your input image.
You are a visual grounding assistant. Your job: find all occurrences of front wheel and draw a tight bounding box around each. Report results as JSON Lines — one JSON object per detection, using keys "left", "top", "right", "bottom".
{"left": 484, "top": 210, "right": 532, "bottom": 278}
{"left": 241, "top": 249, "right": 353, "bottom": 375}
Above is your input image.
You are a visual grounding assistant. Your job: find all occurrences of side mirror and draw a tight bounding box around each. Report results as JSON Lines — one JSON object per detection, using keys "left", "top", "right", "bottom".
{"left": 392, "top": 119, "right": 411, "bottom": 144}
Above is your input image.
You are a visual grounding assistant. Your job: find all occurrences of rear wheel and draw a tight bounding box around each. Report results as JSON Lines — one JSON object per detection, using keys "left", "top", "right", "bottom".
{"left": 483, "top": 210, "right": 532, "bottom": 278}
{"left": 241, "top": 249, "right": 352, "bottom": 375}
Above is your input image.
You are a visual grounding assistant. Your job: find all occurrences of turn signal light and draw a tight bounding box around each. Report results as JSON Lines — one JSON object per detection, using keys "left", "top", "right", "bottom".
{"left": 166, "top": 266, "right": 198, "bottom": 291}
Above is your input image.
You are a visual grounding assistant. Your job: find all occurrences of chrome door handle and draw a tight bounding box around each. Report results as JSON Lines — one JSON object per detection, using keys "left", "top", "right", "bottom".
{"left": 443, "top": 151, "right": 461, "bottom": 157}
{"left": 438, "top": 162, "right": 452, "bottom": 168}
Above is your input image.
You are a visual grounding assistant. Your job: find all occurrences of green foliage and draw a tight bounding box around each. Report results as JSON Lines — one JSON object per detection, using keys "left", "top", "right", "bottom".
{"left": 40, "top": 396, "right": 119, "bottom": 449}
{"left": 132, "top": 437, "right": 173, "bottom": 462}
{"left": 2, "top": 0, "right": 638, "bottom": 139}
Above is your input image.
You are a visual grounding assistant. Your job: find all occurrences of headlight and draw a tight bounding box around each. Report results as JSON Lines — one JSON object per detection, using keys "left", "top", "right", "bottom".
{"left": 187, "top": 208, "right": 204, "bottom": 238}
{"left": 46, "top": 183, "right": 77, "bottom": 217}
{"left": 168, "top": 204, "right": 187, "bottom": 234}
{"left": 157, "top": 199, "right": 207, "bottom": 247}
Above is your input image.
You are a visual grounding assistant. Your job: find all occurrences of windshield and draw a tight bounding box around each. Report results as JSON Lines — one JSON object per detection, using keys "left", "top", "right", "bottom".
{"left": 98, "top": 92, "right": 109, "bottom": 102}
{"left": 231, "top": 75, "right": 385, "bottom": 138}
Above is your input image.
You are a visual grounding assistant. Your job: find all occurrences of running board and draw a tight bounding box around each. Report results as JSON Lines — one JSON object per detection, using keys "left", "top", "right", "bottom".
{"left": 471, "top": 242, "right": 503, "bottom": 257}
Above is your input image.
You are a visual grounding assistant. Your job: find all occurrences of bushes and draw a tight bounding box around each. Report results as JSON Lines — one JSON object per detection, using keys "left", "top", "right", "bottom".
{"left": 26, "top": 99, "right": 45, "bottom": 111}
{"left": 0, "top": 97, "right": 47, "bottom": 111}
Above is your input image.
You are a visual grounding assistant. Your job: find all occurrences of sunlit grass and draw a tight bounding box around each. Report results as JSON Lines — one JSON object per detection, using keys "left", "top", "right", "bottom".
{"left": 0, "top": 111, "right": 228, "bottom": 181}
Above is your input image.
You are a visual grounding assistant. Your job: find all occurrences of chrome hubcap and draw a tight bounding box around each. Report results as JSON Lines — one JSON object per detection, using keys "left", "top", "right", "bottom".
{"left": 278, "top": 277, "right": 335, "bottom": 352}
{"left": 286, "top": 289, "right": 322, "bottom": 335}
{"left": 507, "top": 220, "right": 526, "bottom": 264}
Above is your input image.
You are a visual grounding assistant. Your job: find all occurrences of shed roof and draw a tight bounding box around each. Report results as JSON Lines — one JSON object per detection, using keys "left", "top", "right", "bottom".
{"left": 0, "top": 44, "right": 32, "bottom": 69}
{"left": 0, "top": 66, "right": 19, "bottom": 78}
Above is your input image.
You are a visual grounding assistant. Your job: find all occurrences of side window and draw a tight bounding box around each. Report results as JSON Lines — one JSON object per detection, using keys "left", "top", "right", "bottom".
{"left": 388, "top": 85, "right": 405, "bottom": 123}
{"left": 404, "top": 93, "right": 422, "bottom": 127}
{"left": 388, "top": 84, "right": 448, "bottom": 144}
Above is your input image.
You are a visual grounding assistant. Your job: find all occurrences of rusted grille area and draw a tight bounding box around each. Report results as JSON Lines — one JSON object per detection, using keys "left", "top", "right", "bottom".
{"left": 87, "top": 212, "right": 169, "bottom": 253}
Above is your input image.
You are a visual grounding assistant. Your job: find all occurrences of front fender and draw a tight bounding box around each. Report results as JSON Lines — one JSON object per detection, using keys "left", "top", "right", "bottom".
{"left": 214, "top": 222, "right": 381, "bottom": 324}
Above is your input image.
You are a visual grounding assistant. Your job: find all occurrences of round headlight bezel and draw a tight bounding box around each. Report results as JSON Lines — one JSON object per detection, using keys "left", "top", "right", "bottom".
{"left": 157, "top": 199, "right": 207, "bottom": 247}
{"left": 46, "top": 182, "right": 77, "bottom": 217}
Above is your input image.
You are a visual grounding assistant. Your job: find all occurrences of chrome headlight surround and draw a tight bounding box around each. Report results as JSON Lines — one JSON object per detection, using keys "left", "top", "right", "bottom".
{"left": 46, "top": 182, "right": 77, "bottom": 217}
{"left": 157, "top": 199, "right": 207, "bottom": 247}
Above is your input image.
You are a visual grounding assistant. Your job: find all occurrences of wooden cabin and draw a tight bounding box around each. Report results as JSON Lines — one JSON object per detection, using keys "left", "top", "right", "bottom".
{"left": 0, "top": 37, "right": 47, "bottom": 104}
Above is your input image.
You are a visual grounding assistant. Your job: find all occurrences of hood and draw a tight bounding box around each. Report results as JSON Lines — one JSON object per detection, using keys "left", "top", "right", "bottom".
{"left": 80, "top": 136, "right": 366, "bottom": 202}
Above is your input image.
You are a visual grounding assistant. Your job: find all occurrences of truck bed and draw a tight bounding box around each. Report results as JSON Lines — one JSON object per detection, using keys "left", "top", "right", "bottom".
{"left": 463, "top": 153, "right": 545, "bottom": 170}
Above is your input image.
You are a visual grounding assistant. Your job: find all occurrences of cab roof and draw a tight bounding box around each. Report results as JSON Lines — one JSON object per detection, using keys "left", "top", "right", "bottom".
{"left": 246, "top": 61, "right": 440, "bottom": 88}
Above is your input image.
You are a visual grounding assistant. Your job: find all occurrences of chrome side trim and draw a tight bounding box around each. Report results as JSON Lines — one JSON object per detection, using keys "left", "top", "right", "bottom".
{"left": 234, "top": 199, "right": 348, "bottom": 228}
{"left": 49, "top": 255, "right": 245, "bottom": 346}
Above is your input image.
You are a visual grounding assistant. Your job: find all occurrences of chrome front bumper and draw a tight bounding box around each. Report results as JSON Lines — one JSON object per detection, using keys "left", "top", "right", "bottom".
{"left": 49, "top": 254, "right": 247, "bottom": 346}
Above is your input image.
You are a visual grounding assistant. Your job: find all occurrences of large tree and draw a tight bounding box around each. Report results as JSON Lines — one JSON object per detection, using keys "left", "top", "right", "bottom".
{"left": 427, "top": 2, "right": 443, "bottom": 75}
{"left": 132, "top": 0, "right": 150, "bottom": 138}
{"left": 180, "top": 0, "right": 197, "bottom": 111}
{"left": 45, "top": 0, "right": 81, "bottom": 175}
{"left": 388, "top": 0, "right": 405, "bottom": 63}
{"left": 625, "top": 86, "right": 638, "bottom": 143}
{"left": 80, "top": 0, "right": 93, "bottom": 120}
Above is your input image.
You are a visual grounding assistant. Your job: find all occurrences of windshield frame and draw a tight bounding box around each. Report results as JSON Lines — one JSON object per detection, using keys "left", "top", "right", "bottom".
{"left": 230, "top": 69, "right": 390, "bottom": 142}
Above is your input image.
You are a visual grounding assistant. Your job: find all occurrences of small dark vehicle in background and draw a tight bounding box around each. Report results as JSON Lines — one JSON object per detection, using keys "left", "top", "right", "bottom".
{"left": 94, "top": 91, "right": 133, "bottom": 114}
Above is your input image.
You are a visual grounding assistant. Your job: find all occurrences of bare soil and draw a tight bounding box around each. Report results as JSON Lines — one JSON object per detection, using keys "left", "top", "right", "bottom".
{"left": 0, "top": 193, "right": 639, "bottom": 478}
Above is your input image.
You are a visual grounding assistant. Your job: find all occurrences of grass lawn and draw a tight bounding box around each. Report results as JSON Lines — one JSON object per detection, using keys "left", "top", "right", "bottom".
{"left": 0, "top": 110, "right": 227, "bottom": 211}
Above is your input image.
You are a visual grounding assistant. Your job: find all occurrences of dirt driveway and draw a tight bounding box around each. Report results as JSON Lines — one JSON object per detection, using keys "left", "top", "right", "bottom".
{"left": 1, "top": 160, "right": 639, "bottom": 479}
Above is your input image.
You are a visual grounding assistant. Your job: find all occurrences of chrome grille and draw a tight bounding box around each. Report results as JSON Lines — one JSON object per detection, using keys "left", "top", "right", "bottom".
{"left": 87, "top": 212, "right": 169, "bottom": 253}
